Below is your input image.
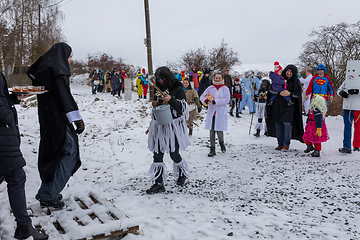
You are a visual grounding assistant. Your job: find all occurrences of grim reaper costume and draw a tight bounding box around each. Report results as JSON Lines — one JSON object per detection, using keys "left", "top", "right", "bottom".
{"left": 27, "top": 42, "right": 84, "bottom": 208}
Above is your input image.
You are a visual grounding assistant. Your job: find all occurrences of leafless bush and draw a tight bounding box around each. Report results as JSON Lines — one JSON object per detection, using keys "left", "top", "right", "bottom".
{"left": 179, "top": 39, "right": 241, "bottom": 74}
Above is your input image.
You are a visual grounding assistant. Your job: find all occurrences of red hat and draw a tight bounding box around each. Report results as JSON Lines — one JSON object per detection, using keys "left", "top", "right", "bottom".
{"left": 122, "top": 70, "right": 125, "bottom": 73}
{"left": 142, "top": 68, "right": 146, "bottom": 74}
{"left": 274, "top": 61, "right": 283, "bottom": 74}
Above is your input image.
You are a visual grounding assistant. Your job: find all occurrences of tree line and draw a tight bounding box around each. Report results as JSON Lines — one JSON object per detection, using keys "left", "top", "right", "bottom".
{"left": 0, "top": 0, "right": 63, "bottom": 74}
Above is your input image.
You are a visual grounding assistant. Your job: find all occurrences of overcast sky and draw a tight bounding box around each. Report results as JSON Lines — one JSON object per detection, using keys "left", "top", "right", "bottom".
{"left": 59, "top": 0, "right": 360, "bottom": 71}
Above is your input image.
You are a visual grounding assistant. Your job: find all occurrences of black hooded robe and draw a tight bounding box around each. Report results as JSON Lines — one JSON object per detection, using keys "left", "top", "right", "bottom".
{"left": 266, "top": 64, "right": 304, "bottom": 142}
{"left": 27, "top": 42, "right": 81, "bottom": 182}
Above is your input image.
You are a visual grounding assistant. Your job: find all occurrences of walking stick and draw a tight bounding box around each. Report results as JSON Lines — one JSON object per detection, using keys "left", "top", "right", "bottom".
{"left": 249, "top": 78, "right": 256, "bottom": 135}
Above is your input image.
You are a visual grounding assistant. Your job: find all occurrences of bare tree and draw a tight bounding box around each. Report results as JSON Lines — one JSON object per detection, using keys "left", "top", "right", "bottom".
{"left": 179, "top": 40, "right": 241, "bottom": 75}
{"left": 298, "top": 21, "right": 360, "bottom": 116}
{"left": 179, "top": 47, "right": 208, "bottom": 73}
{"left": 0, "top": 0, "right": 64, "bottom": 73}
{"left": 208, "top": 39, "right": 241, "bottom": 73}
{"left": 298, "top": 21, "right": 360, "bottom": 90}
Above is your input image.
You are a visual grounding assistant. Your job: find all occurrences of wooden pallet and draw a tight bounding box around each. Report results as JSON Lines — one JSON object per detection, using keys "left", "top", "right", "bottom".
{"left": 27, "top": 193, "right": 139, "bottom": 240}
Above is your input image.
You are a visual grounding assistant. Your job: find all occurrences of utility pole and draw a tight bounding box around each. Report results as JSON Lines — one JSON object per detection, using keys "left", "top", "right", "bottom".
{"left": 38, "top": 4, "right": 41, "bottom": 58}
{"left": 144, "top": 0, "right": 154, "bottom": 99}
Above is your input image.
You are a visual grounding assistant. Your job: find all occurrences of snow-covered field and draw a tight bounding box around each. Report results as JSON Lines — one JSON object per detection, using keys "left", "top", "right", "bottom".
{"left": 1, "top": 75, "right": 360, "bottom": 240}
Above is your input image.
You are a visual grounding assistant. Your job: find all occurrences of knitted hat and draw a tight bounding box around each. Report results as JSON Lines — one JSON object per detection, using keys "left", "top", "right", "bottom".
{"left": 274, "top": 61, "right": 283, "bottom": 74}
{"left": 316, "top": 64, "right": 327, "bottom": 73}
{"left": 142, "top": 68, "right": 146, "bottom": 74}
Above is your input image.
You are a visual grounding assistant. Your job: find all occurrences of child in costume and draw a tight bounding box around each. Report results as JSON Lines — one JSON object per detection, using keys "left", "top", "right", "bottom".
{"left": 145, "top": 66, "right": 190, "bottom": 194}
{"left": 302, "top": 95, "right": 329, "bottom": 157}
{"left": 141, "top": 68, "right": 149, "bottom": 99}
{"left": 253, "top": 79, "right": 270, "bottom": 137}
{"left": 305, "top": 64, "right": 334, "bottom": 105}
{"left": 183, "top": 78, "right": 202, "bottom": 136}
{"left": 135, "top": 73, "right": 143, "bottom": 98}
{"left": 200, "top": 73, "right": 231, "bottom": 157}
{"left": 229, "top": 78, "right": 242, "bottom": 118}
{"left": 269, "top": 61, "right": 293, "bottom": 106}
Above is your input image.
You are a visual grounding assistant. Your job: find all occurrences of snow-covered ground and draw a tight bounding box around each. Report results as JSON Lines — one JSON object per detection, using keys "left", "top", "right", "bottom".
{"left": 1, "top": 75, "right": 360, "bottom": 240}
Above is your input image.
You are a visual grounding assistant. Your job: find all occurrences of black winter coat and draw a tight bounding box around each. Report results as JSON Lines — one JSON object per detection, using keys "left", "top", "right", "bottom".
{"left": 0, "top": 71, "right": 26, "bottom": 175}
{"left": 154, "top": 80, "right": 186, "bottom": 119}
{"left": 266, "top": 65, "right": 304, "bottom": 142}
{"left": 198, "top": 76, "right": 211, "bottom": 98}
{"left": 27, "top": 42, "right": 81, "bottom": 182}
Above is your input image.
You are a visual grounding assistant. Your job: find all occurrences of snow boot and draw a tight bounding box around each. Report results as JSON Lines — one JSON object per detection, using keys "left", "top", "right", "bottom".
{"left": 338, "top": 148, "right": 352, "bottom": 154}
{"left": 146, "top": 183, "right": 165, "bottom": 194}
{"left": 304, "top": 144, "right": 314, "bottom": 153}
{"left": 14, "top": 223, "right": 48, "bottom": 240}
{"left": 189, "top": 129, "right": 193, "bottom": 136}
{"left": 220, "top": 142, "right": 226, "bottom": 153}
{"left": 354, "top": 147, "right": 360, "bottom": 151}
{"left": 229, "top": 112, "right": 234, "bottom": 117}
{"left": 264, "top": 131, "right": 268, "bottom": 136}
{"left": 236, "top": 112, "right": 241, "bottom": 118}
{"left": 310, "top": 150, "right": 320, "bottom": 157}
{"left": 177, "top": 168, "right": 187, "bottom": 186}
{"left": 253, "top": 129, "right": 260, "bottom": 137}
{"left": 36, "top": 194, "right": 64, "bottom": 209}
{"left": 208, "top": 147, "right": 216, "bottom": 157}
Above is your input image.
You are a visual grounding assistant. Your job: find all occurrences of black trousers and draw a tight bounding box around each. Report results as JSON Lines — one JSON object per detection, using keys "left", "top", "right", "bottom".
{"left": 1, "top": 168, "right": 31, "bottom": 225}
{"left": 153, "top": 138, "right": 182, "bottom": 183}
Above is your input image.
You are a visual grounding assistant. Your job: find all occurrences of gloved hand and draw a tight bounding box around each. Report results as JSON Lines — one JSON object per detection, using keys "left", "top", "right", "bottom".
{"left": 253, "top": 96, "right": 258, "bottom": 102}
{"left": 339, "top": 90, "right": 349, "bottom": 98}
{"left": 74, "top": 120, "right": 85, "bottom": 134}
{"left": 348, "top": 89, "right": 359, "bottom": 95}
{"left": 197, "top": 107, "right": 202, "bottom": 113}
{"left": 212, "top": 100, "right": 216, "bottom": 105}
{"left": 315, "top": 128, "right": 322, "bottom": 137}
{"left": 297, "top": 73, "right": 302, "bottom": 79}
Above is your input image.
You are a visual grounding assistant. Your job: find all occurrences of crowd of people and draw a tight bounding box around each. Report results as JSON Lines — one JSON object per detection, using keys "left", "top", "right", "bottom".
{"left": 1, "top": 42, "right": 360, "bottom": 238}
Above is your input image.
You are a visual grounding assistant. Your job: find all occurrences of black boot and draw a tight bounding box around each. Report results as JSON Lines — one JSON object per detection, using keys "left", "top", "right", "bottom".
{"left": 253, "top": 129, "right": 260, "bottom": 137}
{"left": 236, "top": 112, "right": 241, "bottom": 118}
{"left": 208, "top": 147, "right": 216, "bottom": 157}
{"left": 354, "top": 147, "right": 360, "bottom": 151}
{"left": 177, "top": 168, "right": 187, "bottom": 186}
{"left": 339, "top": 148, "right": 352, "bottom": 154}
{"left": 310, "top": 150, "right": 320, "bottom": 157}
{"left": 36, "top": 194, "right": 64, "bottom": 209}
{"left": 229, "top": 112, "right": 234, "bottom": 117}
{"left": 146, "top": 183, "right": 165, "bottom": 194}
{"left": 220, "top": 142, "right": 226, "bottom": 153}
{"left": 304, "top": 144, "right": 314, "bottom": 153}
{"left": 264, "top": 131, "right": 268, "bottom": 136}
{"left": 14, "top": 223, "right": 48, "bottom": 240}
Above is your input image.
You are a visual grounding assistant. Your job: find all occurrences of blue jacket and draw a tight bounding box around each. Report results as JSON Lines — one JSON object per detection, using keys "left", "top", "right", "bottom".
{"left": 241, "top": 77, "right": 252, "bottom": 97}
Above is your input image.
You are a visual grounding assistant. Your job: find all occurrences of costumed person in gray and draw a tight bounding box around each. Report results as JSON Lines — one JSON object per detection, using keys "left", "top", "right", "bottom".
{"left": 253, "top": 79, "right": 270, "bottom": 137}
{"left": 27, "top": 42, "right": 85, "bottom": 209}
{"left": 145, "top": 66, "right": 190, "bottom": 194}
{"left": 0, "top": 71, "right": 48, "bottom": 240}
